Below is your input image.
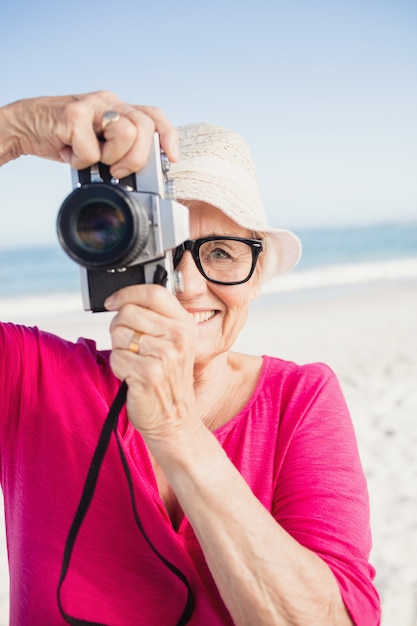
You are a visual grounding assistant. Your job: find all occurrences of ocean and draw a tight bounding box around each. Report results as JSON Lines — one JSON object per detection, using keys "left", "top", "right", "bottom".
{"left": 0, "top": 221, "right": 416, "bottom": 312}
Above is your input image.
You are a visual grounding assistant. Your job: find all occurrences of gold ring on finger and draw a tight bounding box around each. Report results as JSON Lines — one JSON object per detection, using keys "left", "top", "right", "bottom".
{"left": 128, "top": 331, "right": 143, "bottom": 355}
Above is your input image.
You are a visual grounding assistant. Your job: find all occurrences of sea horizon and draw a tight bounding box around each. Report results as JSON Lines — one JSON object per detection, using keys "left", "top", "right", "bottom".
{"left": 1, "top": 220, "right": 416, "bottom": 307}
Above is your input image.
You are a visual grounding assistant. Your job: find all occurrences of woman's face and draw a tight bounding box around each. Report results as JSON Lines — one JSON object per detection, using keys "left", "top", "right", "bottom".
{"left": 175, "top": 202, "right": 261, "bottom": 365}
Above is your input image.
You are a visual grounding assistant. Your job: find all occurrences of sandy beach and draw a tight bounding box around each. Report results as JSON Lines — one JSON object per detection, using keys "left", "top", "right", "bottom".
{"left": 1, "top": 279, "right": 416, "bottom": 625}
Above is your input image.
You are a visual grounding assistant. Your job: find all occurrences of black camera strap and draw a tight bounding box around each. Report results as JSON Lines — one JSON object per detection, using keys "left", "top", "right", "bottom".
{"left": 57, "top": 267, "right": 194, "bottom": 626}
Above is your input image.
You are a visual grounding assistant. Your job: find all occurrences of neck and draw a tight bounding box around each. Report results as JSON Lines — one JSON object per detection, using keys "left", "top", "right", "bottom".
{"left": 192, "top": 351, "right": 233, "bottom": 429}
{"left": 192, "top": 351, "right": 262, "bottom": 431}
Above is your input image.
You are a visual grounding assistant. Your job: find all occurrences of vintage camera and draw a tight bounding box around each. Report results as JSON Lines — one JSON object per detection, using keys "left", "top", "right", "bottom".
{"left": 57, "top": 133, "right": 189, "bottom": 312}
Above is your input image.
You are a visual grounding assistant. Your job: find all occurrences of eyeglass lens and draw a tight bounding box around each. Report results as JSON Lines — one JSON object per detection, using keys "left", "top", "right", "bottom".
{"left": 198, "top": 239, "right": 253, "bottom": 282}
{"left": 174, "top": 238, "right": 259, "bottom": 284}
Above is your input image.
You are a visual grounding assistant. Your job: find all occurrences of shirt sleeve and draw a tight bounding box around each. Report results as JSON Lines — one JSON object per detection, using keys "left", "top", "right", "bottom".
{"left": 0, "top": 323, "right": 44, "bottom": 446}
{"left": 273, "top": 362, "right": 381, "bottom": 626}
{"left": 0, "top": 322, "right": 105, "bottom": 450}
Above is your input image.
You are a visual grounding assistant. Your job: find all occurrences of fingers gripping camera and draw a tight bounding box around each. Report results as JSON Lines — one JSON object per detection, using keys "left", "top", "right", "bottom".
{"left": 56, "top": 133, "right": 190, "bottom": 312}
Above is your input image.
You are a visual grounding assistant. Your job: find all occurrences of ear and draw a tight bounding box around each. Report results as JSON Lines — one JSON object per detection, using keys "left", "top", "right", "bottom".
{"left": 248, "top": 282, "right": 261, "bottom": 301}
{"left": 248, "top": 262, "right": 263, "bottom": 301}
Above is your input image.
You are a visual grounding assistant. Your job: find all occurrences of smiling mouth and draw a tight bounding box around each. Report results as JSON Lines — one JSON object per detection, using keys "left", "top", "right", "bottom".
{"left": 190, "top": 310, "right": 217, "bottom": 324}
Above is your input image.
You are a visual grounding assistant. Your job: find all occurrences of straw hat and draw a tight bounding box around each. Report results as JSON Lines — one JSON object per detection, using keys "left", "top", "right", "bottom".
{"left": 170, "top": 123, "right": 302, "bottom": 279}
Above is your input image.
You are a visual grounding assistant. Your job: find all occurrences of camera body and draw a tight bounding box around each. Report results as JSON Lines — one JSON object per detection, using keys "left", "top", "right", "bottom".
{"left": 57, "top": 133, "right": 189, "bottom": 312}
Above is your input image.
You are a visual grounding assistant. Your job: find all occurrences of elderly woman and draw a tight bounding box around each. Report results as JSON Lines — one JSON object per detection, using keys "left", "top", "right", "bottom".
{"left": 0, "top": 92, "right": 380, "bottom": 625}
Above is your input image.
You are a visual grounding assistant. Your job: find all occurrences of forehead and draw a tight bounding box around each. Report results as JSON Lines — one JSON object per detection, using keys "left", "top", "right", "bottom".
{"left": 187, "top": 202, "right": 252, "bottom": 238}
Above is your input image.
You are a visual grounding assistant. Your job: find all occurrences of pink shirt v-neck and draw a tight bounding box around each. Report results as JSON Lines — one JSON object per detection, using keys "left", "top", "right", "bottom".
{"left": 0, "top": 323, "right": 380, "bottom": 625}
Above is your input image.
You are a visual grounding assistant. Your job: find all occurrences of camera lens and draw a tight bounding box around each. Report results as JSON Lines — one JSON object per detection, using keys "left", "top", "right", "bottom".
{"left": 76, "top": 203, "right": 127, "bottom": 253}
{"left": 57, "top": 184, "right": 150, "bottom": 269}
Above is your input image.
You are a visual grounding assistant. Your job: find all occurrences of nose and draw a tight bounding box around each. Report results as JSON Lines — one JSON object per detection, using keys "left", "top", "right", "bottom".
{"left": 175, "top": 250, "right": 208, "bottom": 296}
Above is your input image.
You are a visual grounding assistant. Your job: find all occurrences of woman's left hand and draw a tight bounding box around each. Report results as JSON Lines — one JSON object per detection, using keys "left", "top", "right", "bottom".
{"left": 105, "top": 283, "right": 199, "bottom": 447}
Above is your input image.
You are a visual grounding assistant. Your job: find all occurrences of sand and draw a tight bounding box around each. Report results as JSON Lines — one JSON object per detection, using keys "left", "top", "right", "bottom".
{"left": 1, "top": 280, "right": 416, "bottom": 625}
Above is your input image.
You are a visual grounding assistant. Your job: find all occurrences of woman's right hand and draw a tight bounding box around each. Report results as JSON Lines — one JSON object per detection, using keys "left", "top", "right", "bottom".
{"left": 0, "top": 90, "right": 179, "bottom": 177}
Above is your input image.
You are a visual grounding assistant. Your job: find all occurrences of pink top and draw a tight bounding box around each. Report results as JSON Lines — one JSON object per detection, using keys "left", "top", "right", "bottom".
{"left": 0, "top": 323, "right": 380, "bottom": 625}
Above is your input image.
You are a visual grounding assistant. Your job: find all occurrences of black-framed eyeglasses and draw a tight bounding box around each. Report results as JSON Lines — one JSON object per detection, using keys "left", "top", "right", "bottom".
{"left": 173, "top": 236, "right": 264, "bottom": 285}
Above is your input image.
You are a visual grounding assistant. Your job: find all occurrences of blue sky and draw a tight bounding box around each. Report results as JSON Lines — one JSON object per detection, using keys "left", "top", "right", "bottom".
{"left": 0, "top": 0, "right": 416, "bottom": 247}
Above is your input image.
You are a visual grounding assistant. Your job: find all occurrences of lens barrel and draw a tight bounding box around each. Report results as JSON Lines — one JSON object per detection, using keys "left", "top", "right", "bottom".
{"left": 57, "top": 184, "right": 150, "bottom": 269}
